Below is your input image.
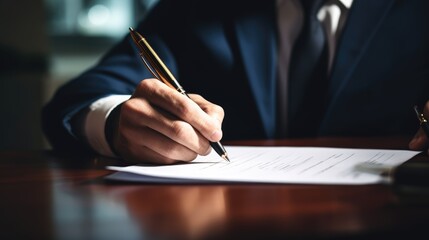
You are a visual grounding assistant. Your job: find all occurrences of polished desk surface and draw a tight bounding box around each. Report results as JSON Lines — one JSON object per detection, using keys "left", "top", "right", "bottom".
{"left": 1, "top": 137, "right": 429, "bottom": 240}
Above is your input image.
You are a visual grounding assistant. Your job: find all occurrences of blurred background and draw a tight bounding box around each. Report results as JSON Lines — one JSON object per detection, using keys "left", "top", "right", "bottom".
{"left": 0, "top": 0, "right": 159, "bottom": 150}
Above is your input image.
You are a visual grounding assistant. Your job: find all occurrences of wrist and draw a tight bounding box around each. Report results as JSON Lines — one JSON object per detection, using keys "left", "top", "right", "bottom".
{"left": 105, "top": 103, "right": 122, "bottom": 157}
{"left": 83, "top": 94, "right": 130, "bottom": 157}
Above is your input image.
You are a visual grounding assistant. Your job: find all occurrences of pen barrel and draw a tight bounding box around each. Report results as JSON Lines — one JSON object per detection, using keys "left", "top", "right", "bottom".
{"left": 138, "top": 37, "right": 184, "bottom": 91}
{"left": 178, "top": 87, "right": 187, "bottom": 96}
{"left": 210, "top": 141, "right": 227, "bottom": 158}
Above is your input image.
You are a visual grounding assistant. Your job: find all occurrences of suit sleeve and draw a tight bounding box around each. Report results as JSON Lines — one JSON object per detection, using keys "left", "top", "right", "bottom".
{"left": 41, "top": 0, "right": 186, "bottom": 153}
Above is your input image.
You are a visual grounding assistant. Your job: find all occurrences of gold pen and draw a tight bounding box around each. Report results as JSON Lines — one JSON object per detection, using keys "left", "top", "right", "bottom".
{"left": 414, "top": 105, "right": 429, "bottom": 138}
{"left": 129, "top": 27, "right": 230, "bottom": 162}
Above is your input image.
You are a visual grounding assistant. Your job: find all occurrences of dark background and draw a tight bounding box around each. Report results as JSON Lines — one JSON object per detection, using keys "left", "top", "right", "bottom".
{"left": 0, "top": 0, "right": 158, "bottom": 150}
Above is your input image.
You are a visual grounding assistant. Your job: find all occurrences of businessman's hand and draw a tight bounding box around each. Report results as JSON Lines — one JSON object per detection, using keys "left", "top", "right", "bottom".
{"left": 108, "top": 79, "right": 224, "bottom": 164}
{"left": 409, "top": 101, "right": 429, "bottom": 153}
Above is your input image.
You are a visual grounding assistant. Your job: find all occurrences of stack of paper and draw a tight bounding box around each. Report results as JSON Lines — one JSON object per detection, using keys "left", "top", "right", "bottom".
{"left": 106, "top": 146, "right": 419, "bottom": 185}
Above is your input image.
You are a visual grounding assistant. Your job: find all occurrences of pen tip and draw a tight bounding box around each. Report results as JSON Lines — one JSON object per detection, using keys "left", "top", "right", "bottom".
{"left": 129, "top": 27, "right": 134, "bottom": 32}
{"left": 222, "top": 154, "right": 230, "bottom": 162}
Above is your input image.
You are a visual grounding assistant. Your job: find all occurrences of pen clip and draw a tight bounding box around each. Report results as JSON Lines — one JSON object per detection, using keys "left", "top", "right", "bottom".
{"left": 139, "top": 52, "right": 161, "bottom": 80}
{"left": 414, "top": 105, "right": 428, "bottom": 124}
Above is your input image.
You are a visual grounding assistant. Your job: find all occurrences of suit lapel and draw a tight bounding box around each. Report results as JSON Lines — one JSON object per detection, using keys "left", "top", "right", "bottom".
{"left": 234, "top": 2, "right": 278, "bottom": 138}
{"left": 232, "top": 0, "right": 396, "bottom": 136}
{"left": 326, "top": 0, "right": 396, "bottom": 110}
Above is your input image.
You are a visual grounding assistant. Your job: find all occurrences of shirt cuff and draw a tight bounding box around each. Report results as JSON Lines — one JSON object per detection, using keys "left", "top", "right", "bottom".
{"left": 84, "top": 95, "right": 131, "bottom": 157}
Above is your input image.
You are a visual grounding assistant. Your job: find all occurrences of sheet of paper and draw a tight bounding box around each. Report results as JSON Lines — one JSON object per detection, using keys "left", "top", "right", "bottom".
{"left": 106, "top": 146, "right": 420, "bottom": 185}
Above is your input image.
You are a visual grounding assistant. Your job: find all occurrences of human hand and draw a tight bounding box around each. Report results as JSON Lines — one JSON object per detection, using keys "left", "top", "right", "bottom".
{"left": 409, "top": 102, "right": 429, "bottom": 153}
{"left": 109, "top": 78, "right": 224, "bottom": 164}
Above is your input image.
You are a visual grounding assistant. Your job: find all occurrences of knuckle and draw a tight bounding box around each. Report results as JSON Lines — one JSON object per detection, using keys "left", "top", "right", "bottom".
{"left": 191, "top": 94, "right": 203, "bottom": 101}
{"left": 174, "top": 99, "right": 192, "bottom": 117}
{"left": 120, "top": 101, "right": 142, "bottom": 121}
{"left": 169, "top": 121, "right": 190, "bottom": 139}
{"left": 136, "top": 79, "right": 159, "bottom": 95}
{"left": 213, "top": 104, "right": 225, "bottom": 118}
{"left": 161, "top": 145, "right": 183, "bottom": 159}
{"left": 198, "top": 144, "right": 211, "bottom": 156}
{"left": 122, "top": 98, "right": 144, "bottom": 111}
{"left": 138, "top": 78, "right": 155, "bottom": 88}
{"left": 120, "top": 100, "right": 135, "bottom": 113}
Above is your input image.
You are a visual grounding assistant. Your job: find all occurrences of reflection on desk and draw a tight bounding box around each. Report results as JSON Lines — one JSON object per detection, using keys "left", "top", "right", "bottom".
{"left": 0, "top": 137, "right": 429, "bottom": 240}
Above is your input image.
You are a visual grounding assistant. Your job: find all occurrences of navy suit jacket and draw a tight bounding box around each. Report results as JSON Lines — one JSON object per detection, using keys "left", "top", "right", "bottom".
{"left": 43, "top": 0, "right": 429, "bottom": 152}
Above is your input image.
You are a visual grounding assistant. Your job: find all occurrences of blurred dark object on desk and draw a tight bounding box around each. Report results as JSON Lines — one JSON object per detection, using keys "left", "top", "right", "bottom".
{"left": 392, "top": 153, "right": 429, "bottom": 205}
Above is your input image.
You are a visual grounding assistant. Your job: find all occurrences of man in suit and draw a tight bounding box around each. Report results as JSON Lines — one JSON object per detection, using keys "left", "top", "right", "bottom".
{"left": 42, "top": 0, "right": 429, "bottom": 164}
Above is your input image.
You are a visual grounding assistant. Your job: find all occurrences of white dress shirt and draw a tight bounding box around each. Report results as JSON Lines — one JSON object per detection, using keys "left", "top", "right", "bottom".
{"left": 276, "top": 0, "right": 353, "bottom": 136}
{"left": 84, "top": 0, "right": 354, "bottom": 157}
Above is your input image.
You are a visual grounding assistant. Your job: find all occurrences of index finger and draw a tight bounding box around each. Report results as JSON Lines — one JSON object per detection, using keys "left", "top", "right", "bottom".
{"left": 137, "top": 80, "right": 223, "bottom": 142}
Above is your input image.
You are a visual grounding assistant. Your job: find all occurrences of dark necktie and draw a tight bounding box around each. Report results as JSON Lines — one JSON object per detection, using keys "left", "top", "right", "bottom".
{"left": 288, "top": 0, "right": 328, "bottom": 137}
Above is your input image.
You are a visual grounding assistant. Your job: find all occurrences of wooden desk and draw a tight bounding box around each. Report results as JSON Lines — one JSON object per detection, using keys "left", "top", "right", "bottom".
{"left": 1, "top": 137, "right": 429, "bottom": 240}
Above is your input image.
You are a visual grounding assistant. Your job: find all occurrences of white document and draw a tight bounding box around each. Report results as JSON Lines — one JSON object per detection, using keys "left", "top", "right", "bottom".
{"left": 106, "top": 146, "right": 420, "bottom": 185}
